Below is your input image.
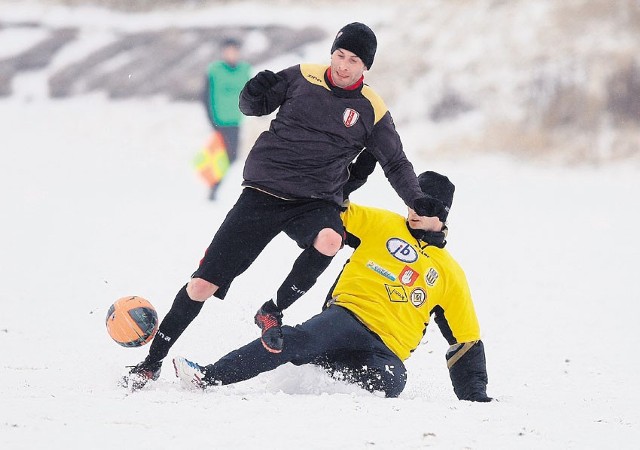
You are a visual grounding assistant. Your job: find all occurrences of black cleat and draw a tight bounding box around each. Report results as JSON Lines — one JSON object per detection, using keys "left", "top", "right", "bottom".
{"left": 254, "top": 305, "right": 284, "bottom": 353}
{"left": 120, "top": 360, "right": 162, "bottom": 391}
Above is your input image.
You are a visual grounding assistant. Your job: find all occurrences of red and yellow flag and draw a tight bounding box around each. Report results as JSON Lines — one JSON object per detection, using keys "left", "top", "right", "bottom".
{"left": 193, "top": 131, "right": 230, "bottom": 187}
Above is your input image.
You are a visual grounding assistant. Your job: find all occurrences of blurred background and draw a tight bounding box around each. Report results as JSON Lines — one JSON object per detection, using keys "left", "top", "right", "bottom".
{"left": 2, "top": 0, "right": 639, "bottom": 165}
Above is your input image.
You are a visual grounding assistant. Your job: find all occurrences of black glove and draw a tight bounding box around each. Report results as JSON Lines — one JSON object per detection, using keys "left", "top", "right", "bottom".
{"left": 350, "top": 150, "right": 377, "bottom": 180}
{"left": 446, "top": 340, "right": 491, "bottom": 403}
{"left": 413, "top": 195, "right": 448, "bottom": 222}
{"left": 343, "top": 151, "right": 378, "bottom": 200}
{"left": 245, "top": 70, "right": 283, "bottom": 97}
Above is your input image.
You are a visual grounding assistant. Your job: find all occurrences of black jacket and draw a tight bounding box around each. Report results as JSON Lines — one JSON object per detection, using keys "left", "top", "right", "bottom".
{"left": 239, "top": 64, "right": 424, "bottom": 206}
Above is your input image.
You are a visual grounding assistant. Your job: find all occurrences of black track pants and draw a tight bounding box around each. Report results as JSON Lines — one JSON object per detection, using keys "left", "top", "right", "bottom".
{"left": 203, "top": 305, "right": 407, "bottom": 397}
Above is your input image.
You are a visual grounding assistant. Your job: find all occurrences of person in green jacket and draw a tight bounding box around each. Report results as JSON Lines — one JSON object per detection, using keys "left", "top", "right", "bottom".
{"left": 203, "top": 38, "right": 252, "bottom": 199}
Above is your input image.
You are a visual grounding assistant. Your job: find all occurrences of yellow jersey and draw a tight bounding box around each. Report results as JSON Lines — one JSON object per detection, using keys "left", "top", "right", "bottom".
{"left": 331, "top": 202, "right": 481, "bottom": 360}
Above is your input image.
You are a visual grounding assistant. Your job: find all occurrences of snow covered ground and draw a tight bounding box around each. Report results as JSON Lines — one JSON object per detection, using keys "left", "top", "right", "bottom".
{"left": 1, "top": 2, "right": 640, "bottom": 449}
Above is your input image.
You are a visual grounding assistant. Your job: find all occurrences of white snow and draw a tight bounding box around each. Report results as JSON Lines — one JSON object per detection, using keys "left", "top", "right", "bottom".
{"left": 1, "top": 2, "right": 640, "bottom": 449}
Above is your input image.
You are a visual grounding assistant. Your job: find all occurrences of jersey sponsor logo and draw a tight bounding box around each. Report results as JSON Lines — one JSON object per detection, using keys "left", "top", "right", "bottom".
{"left": 385, "top": 284, "right": 408, "bottom": 302}
{"left": 410, "top": 288, "right": 426, "bottom": 307}
{"left": 386, "top": 238, "right": 418, "bottom": 263}
{"left": 399, "top": 265, "right": 420, "bottom": 286}
{"left": 307, "top": 74, "right": 323, "bottom": 84}
{"left": 425, "top": 268, "right": 439, "bottom": 287}
{"left": 366, "top": 261, "right": 396, "bottom": 281}
{"left": 343, "top": 108, "right": 360, "bottom": 127}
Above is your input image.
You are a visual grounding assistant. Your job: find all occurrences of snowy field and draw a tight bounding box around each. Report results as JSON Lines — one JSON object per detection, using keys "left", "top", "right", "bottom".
{"left": 2, "top": 2, "right": 640, "bottom": 450}
{"left": 2, "top": 97, "right": 640, "bottom": 450}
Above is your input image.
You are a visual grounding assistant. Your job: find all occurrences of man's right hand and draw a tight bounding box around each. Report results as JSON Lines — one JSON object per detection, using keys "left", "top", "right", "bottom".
{"left": 245, "top": 70, "right": 283, "bottom": 97}
{"left": 413, "top": 195, "right": 448, "bottom": 222}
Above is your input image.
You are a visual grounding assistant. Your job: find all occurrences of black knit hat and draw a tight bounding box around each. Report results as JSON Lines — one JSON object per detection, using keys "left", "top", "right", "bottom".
{"left": 221, "top": 37, "right": 241, "bottom": 48}
{"left": 417, "top": 171, "right": 455, "bottom": 219}
{"left": 330, "top": 22, "right": 377, "bottom": 69}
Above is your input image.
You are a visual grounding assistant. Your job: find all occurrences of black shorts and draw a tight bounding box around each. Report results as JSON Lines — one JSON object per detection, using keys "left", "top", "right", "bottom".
{"left": 192, "top": 188, "right": 344, "bottom": 299}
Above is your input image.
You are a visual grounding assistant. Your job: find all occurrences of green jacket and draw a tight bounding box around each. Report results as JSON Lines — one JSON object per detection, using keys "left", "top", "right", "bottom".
{"left": 205, "top": 61, "right": 252, "bottom": 127}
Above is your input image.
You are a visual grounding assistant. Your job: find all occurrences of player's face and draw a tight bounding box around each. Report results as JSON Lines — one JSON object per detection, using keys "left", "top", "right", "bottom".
{"left": 407, "top": 208, "right": 444, "bottom": 232}
{"left": 330, "top": 49, "right": 367, "bottom": 88}
{"left": 222, "top": 45, "right": 240, "bottom": 65}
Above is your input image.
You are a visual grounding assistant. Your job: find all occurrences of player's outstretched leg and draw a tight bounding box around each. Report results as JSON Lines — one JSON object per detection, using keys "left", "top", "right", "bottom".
{"left": 121, "top": 284, "right": 205, "bottom": 390}
{"left": 173, "top": 356, "right": 208, "bottom": 390}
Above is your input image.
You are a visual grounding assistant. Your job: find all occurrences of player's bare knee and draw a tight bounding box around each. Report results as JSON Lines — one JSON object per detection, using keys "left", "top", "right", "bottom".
{"left": 314, "top": 228, "right": 342, "bottom": 256}
{"left": 186, "top": 278, "right": 218, "bottom": 302}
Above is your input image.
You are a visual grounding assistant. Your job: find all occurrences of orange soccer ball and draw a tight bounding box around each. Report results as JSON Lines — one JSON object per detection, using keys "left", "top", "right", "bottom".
{"left": 105, "top": 296, "right": 159, "bottom": 347}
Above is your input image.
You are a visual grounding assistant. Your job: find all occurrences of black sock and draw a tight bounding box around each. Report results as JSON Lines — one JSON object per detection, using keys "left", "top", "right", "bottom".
{"left": 275, "top": 246, "right": 334, "bottom": 311}
{"left": 146, "top": 284, "right": 204, "bottom": 364}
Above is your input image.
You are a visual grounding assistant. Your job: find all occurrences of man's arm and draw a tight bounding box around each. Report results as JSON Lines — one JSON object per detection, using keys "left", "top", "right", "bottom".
{"left": 203, "top": 73, "right": 216, "bottom": 127}
{"left": 365, "top": 113, "right": 421, "bottom": 202}
{"left": 365, "top": 113, "right": 448, "bottom": 220}
{"left": 446, "top": 340, "right": 492, "bottom": 402}
{"left": 432, "top": 305, "right": 492, "bottom": 402}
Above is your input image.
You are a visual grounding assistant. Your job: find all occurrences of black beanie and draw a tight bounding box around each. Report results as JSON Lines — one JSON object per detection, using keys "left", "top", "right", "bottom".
{"left": 417, "top": 171, "right": 455, "bottom": 218}
{"left": 330, "top": 22, "right": 377, "bottom": 69}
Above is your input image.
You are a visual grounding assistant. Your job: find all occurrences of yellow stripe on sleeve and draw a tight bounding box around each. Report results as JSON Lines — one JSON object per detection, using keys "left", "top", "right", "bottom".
{"left": 361, "top": 85, "right": 388, "bottom": 124}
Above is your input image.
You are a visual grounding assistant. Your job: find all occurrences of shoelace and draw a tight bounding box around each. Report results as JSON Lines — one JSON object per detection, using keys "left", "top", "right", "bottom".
{"left": 257, "top": 313, "right": 279, "bottom": 331}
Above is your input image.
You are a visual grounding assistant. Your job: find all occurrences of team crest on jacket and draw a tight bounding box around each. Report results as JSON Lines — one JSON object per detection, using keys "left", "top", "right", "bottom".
{"left": 410, "top": 288, "right": 426, "bottom": 307}
{"left": 425, "top": 268, "right": 439, "bottom": 287}
{"left": 399, "top": 266, "right": 420, "bottom": 286}
{"left": 343, "top": 108, "right": 360, "bottom": 127}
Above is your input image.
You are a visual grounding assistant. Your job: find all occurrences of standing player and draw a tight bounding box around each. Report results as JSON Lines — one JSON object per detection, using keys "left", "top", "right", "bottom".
{"left": 202, "top": 38, "right": 251, "bottom": 199}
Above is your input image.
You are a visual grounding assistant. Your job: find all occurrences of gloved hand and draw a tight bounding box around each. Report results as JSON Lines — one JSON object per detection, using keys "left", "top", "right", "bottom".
{"left": 343, "top": 151, "right": 378, "bottom": 200}
{"left": 350, "top": 150, "right": 377, "bottom": 180}
{"left": 245, "top": 70, "right": 283, "bottom": 97}
{"left": 413, "top": 194, "right": 448, "bottom": 222}
{"left": 446, "top": 340, "right": 491, "bottom": 403}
